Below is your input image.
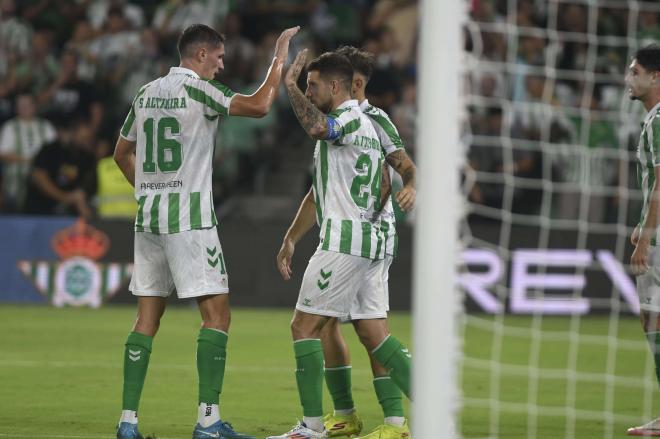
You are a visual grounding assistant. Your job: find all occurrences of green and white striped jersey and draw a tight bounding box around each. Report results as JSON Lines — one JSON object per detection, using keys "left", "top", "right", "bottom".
{"left": 312, "top": 99, "right": 385, "bottom": 260}
{"left": 120, "top": 67, "right": 235, "bottom": 234}
{"left": 636, "top": 101, "right": 660, "bottom": 246}
{"left": 0, "top": 117, "right": 56, "bottom": 204}
{"left": 360, "top": 99, "right": 405, "bottom": 258}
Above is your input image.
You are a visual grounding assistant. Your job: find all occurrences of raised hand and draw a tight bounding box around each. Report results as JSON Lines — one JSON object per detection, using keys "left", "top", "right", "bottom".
{"left": 284, "top": 49, "right": 308, "bottom": 88}
{"left": 274, "top": 26, "right": 300, "bottom": 62}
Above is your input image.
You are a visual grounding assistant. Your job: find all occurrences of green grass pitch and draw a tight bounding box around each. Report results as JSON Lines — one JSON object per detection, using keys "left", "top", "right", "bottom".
{"left": 0, "top": 305, "right": 658, "bottom": 438}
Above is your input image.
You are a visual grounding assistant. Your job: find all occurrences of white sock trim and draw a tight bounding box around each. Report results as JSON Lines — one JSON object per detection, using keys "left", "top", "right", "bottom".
{"left": 294, "top": 338, "right": 321, "bottom": 344}
{"left": 384, "top": 416, "right": 405, "bottom": 427}
{"left": 371, "top": 334, "right": 392, "bottom": 354}
{"left": 205, "top": 328, "right": 228, "bottom": 336}
{"left": 373, "top": 376, "right": 392, "bottom": 382}
{"left": 325, "top": 365, "right": 352, "bottom": 371}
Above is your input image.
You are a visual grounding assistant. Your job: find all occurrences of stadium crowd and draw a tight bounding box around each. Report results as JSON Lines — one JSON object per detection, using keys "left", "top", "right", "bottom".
{"left": 465, "top": 0, "right": 659, "bottom": 224}
{"left": 0, "top": 0, "right": 418, "bottom": 218}
{"left": 2, "top": 0, "right": 649, "bottom": 224}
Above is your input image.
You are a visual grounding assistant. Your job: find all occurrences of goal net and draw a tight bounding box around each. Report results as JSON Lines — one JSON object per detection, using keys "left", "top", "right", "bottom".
{"left": 459, "top": 0, "right": 660, "bottom": 437}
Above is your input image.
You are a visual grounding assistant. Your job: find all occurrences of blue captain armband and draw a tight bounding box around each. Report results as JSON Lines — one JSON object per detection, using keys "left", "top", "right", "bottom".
{"left": 325, "top": 117, "right": 342, "bottom": 141}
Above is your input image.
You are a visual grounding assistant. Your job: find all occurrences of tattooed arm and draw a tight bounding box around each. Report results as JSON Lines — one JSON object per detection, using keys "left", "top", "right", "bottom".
{"left": 385, "top": 149, "right": 417, "bottom": 211}
{"left": 284, "top": 49, "right": 331, "bottom": 140}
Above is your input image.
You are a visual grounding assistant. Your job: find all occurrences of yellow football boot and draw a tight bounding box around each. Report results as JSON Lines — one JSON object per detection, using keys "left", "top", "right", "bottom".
{"left": 356, "top": 420, "right": 411, "bottom": 439}
{"left": 323, "top": 411, "right": 363, "bottom": 437}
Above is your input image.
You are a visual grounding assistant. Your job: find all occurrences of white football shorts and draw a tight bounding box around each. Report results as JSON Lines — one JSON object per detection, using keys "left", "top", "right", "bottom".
{"left": 637, "top": 247, "right": 660, "bottom": 313}
{"left": 129, "top": 228, "right": 229, "bottom": 299}
{"left": 296, "top": 248, "right": 387, "bottom": 320}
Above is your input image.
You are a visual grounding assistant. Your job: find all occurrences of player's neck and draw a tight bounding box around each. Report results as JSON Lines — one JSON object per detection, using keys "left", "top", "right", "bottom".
{"left": 330, "top": 93, "right": 354, "bottom": 111}
{"left": 644, "top": 94, "right": 660, "bottom": 112}
{"left": 355, "top": 91, "right": 366, "bottom": 104}
{"left": 179, "top": 60, "right": 203, "bottom": 78}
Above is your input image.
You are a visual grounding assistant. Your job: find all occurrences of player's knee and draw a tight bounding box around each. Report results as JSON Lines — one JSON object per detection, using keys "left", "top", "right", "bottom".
{"left": 133, "top": 316, "right": 161, "bottom": 337}
{"left": 319, "top": 318, "right": 338, "bottom": 339}
{"left": 354, "top": 324, "right": 389, "bottom": 351}
{"left": 202, "top": 308, "right": 231, "bottom": 332}
{"left": 290, "top": 315, "right": 319, "bottom": 339}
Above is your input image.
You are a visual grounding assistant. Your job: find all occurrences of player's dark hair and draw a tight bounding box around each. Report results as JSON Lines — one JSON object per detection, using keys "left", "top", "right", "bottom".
{"left": 634, "top": 44, "right": 660, "bottom": 72}
{"left": 335, "top": 45, "right": 375, "bottom": 80}
{"left": 177, "top": 24, "right": 225, "bottom": 60}
{"left": 307, "top": 52, "right": 354, "bottom": 91}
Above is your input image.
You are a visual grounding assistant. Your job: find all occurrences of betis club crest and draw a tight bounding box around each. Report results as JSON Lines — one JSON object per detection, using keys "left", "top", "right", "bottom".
{"left": 18, "top": 219, "right": 133, "bottom": 308}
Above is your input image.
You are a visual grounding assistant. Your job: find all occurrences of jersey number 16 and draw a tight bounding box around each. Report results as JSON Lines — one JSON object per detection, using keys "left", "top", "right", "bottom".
{"left": 142, "top": 117, "right": 182, "bottom": 173}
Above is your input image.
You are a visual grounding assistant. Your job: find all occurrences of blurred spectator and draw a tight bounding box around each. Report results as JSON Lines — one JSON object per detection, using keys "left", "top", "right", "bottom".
{"left": 119, "top": 28, "right": 169, "bottom": 108}
{"left": 21, "top": 0, "right": 87, "bottom": 46}
{"left": 66, "top": 20, "right": 99, "bottom": 82}
{"left": 0, "top": 0, "right": 33, "bottom": 58}
{"left": 366, "top": 0, "right": 417, "bottom": 68}
{"left": 638, "top": 10, "right": 660, "bottom": 43}
{"left": 364, "top": 28, "right": 401, "bottom": 111}
{"left": 221, "top": 11, "right": 256, "bottom": 89}
{"left": 554, "top": 88, "right": 620, "bottom": 222}
{"left": 87, "top": 0, "right": 145, "bottom": 31}
{"left": 390, "top": 78, "right": 416, "bottom": 155}
{"left": 23, "top": 120, "right": 96, "bottom": 217}
{"left": 95, "top": 138, "right": 136, "bottom": 218}
{"left": 471, "top": 0, "right": 502, "bottom": 23}
{"left": 14, "top": 30, "right": 59, "bottom": 95}
{"left": 37, "top": 50, "right": 103, "bottom": 134}
{"left": 88, "top": 5, "right": 141, "bottom": 77}
{"left": 215, "top": 91, "right": 277, "bottom": 196}
{"left": 511, "top": 36, "right": 546, "bottom": 102}
{"left": 0, "top": 94, "right": 56, "bottom": 212}
{"left": 153, "top": 0, "right": 229, "bottom": 43}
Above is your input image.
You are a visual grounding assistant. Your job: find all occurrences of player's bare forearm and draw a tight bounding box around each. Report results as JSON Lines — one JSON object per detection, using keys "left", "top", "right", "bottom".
{"left": 113, "top": 137, "right": 136, "bottom": 187}
{"left": 379, "top": 162, "right": 392, "bottom": 209}
{"left": 116, "top": 155, "right": 135, "bottom": 187}
{"left": 386, "top": 150, "right": 417, "bottom": 189}
{"left": 284, "top": 188, "right": 317, "bottom": 244}
{"left": 286, "top": 82, "right": 328, "bottom": 139}
{"left": 386, "top": 149, "right": 417, "bottom": 210}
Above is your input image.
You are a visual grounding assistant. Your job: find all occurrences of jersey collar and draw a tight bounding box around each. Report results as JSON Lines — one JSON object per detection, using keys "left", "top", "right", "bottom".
{"left": 336, "top": 99, "right": 359, "bottom": 111}
{"left": 644, "top": 101, "right": 660, "bottom": 126}
{"left": 169, "top": 66, "right": 200, "bottom": 79}
{"left": 359, "top": 99, "right": 370, "bottom": 111}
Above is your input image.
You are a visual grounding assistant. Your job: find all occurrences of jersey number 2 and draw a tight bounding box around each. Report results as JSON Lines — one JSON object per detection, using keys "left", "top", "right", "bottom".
{"left": 350, "top": 153, "right": 382, "bottom": 210}
{"left": 142, "top": 117, "right": 182, "bottom": 173}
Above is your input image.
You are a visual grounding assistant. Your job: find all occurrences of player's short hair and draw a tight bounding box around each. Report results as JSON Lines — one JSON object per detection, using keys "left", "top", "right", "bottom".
{"left": 335, "top": 45, "right": 375, "bottom": 80}
{"left": 634, "top": 44, "right": 660, "bottom": 72}
{"left": 307, "top": 52, "right": 354, "bottom": 91}
{"left": 177, "top": 24, "right": 225, "bottom": 60}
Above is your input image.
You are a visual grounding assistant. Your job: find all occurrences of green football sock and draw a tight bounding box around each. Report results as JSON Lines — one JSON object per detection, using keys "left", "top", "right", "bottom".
{"left": 197, "top": 328, "right": 228, "bottom": 405}
{"left": 294, "top": 339, "right": 324, "bottom": 417}
{"left": 647, "top": 332, "right": 660, "bottom": 386}
{"left": 373, "top": 376, "right": 404, "bottom": 417}
{"left": 372, "top": 335, "right": 411, "bottom": 399}
{"left": 122, "top": 331, "right": 153, "bottom": 411}
{"left": 325, "top": 366, "right": 354, "bottom": 411}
